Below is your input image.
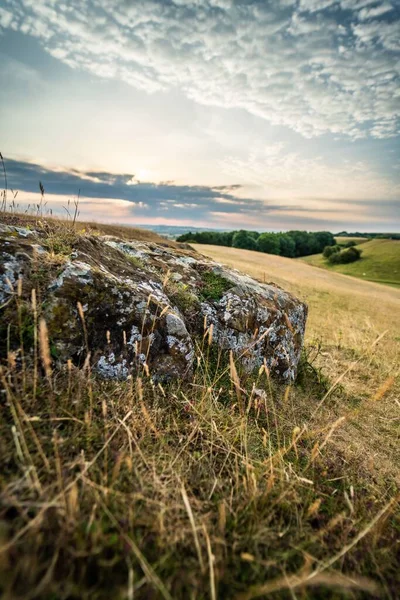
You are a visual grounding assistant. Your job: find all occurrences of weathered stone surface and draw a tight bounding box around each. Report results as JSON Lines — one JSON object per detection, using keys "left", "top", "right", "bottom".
{"left": 0, "top": 224, "right": 307, "bottom": 381}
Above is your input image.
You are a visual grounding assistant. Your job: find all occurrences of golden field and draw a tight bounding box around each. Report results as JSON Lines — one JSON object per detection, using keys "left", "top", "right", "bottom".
{"left": 194, "top": 244, "right": 400, "bottom": 486}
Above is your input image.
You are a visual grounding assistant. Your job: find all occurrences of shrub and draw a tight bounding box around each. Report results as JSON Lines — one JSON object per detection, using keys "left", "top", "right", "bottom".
{"left": 328, "top": 252, "right": 342, "bottom": 264}
{"left": 328, "top": 246, "right": 362, "bottom": 264}
{"left": 340, "top": 246, "right": 362, "bottom": 263}
{"left": 323, "top": 245, "right": 341, "bottom": 258}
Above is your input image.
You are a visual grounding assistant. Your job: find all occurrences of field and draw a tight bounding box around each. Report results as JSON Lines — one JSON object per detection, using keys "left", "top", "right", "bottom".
{"left": 1, "top": 223, "right": 399, "bottom": 599}
{"left": 302, "top": 239, "right": 400, "bottom": 287}
{"left": 194, "top": 244, "right": 400, "bottom": 483}
{"left": 334, "top": 237, "right": 369, "bottom": 246}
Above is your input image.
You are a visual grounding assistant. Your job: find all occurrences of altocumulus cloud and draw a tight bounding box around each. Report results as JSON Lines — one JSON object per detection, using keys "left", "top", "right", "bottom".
{"left": 0, "top": 0, "right": 399, "bottom": 140}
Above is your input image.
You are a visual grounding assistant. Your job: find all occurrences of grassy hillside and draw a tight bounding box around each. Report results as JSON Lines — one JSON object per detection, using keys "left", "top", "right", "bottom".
{"left": 334, "top": 236, "right": 369, "bottom": 245}
{"left": 1, "top": 223, "right": 400, "bottom": 599}
{"left": 194, "top": 243, "right": 400, "bottom": 484}
{"left": 302, "top": 239, "right": 400, "bottom": 287}
{"left": 1, "top": 211, "right": 180, "bottom": 248}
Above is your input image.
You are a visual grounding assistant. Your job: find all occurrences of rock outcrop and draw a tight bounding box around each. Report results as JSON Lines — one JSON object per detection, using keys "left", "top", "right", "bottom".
{"left": 0, "top": 223, "right": 307, "bottom": 381}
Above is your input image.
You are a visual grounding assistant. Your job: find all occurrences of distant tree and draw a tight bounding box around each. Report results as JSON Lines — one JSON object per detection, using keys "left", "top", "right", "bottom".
{"left": 232, "top": 230, "right": 257, "bottom": 250}
{"left": 307, "top": 233, "right": 321, "bottom": 255}
{"left": 313, "top": 231, "right": 335, "bottom": 251}
{"left": 178, "top": 228, "right": 342, "bottom": 258}
{"left": 257, "top": 233, "right": 281, "bottom": 255}
{"left": 344, "top": 240, "right": 357, "bottom": 248}
{"left": 278, "top": 234, "right": 296, "bottom": 257}
{"left": 222, "top": 231, "right": 235, "bottom": 246}
{"left": 176, "top": 232, "right": 192, "bottom": 242}
{"left": 284, "top": 230, "right": 339, "bottom": 256}
{"left": 286, "top": 231, "right": 312, "bottom": 256}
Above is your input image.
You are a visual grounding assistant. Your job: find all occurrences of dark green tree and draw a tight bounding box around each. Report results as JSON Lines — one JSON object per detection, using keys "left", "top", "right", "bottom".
{"left": 278, "top": 234, "right": 296, "bottom": 257}
{"left": 286, "top": 231, "right": 311, "bottom": 256}
{"left": 257, "top": 233, "right": 281, "bottom": 255}
{"left": 313, "top": 231, "right": 335, "bottom": 251}
{"left": 232, "top": 230, "right": 257, "bottom": 250}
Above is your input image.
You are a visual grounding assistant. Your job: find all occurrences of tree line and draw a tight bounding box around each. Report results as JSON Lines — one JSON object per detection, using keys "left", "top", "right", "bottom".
{"left": 336, "top": 231, "right": 400, "bottom": 240}
{"left": 177, "top": 229, "right": 336, "bottom": 258}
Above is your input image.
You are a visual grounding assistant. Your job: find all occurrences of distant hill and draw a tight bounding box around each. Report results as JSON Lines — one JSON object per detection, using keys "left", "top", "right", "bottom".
{"left": 139, "top": 224, "right": 228, "bottom": 239}
{"left": 335, "top": 231, "right": 400, "bottom": 240}
{"left": 334, "top": 236, "right": 370, "bottom": 245}
{"left": 301, "top": 238, "right": 400, "bottom": 287}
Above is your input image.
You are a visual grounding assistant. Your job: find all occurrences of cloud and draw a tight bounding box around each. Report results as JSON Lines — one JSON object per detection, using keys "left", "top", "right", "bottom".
{"left": 352, "top": 19, "right": 400, "bottom": 50}
{"left": 218, "top": 143, "right": 400, "bottom": 202}
{"left": 3, "top": 156, "right": 399, "bottom": 231}
{"left": 299, "top": 0, "right": 338, "bottom": 13}
{"left": 3, "top": 156, "right": 267, "bottom": 217}
{"left": 0, "top": 7, "right": 13, "bottom": 28}
{"left": 358, "top": 3, "right": 393, "bottom": 20}
{"left": 1, "top": 0, "right": 399, "bottom": 140}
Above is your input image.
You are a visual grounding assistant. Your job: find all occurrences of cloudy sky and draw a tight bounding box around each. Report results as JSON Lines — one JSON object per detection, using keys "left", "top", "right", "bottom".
{"left": 0, "top": 0, "right": 399, "bottom": 231}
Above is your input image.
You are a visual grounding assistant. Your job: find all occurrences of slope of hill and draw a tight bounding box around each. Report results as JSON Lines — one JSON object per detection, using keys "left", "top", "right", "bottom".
{"left": 1, "top": 222, "right": 400, "bottom": 599}
{"left": 302, "top": 239, "right": 400, "bottom": 287}
{"left": 194, "top": 243, "right": 400, "bottom": 484}
{"left": 1, "top": 212, "right": 180, "bottom": 247}
{"left": 334, "top": 236, "right": 369, "bottom": 245}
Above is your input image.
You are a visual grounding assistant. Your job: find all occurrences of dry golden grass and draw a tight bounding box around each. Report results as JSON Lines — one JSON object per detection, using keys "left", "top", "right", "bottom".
{"left": 194, "top": 245, "right": 400, "bottom": 486}
{"left": 1, "top": 211, "right": 180, "bottom": 248}
{"left": 0, "top": 223, "right": 399, "bottom": 599}
{"left": 334, "top": 237, "right": 370, "bottom": 245}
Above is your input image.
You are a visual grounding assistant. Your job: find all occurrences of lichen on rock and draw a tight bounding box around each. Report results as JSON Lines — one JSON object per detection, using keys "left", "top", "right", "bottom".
{"left": 0, "top": 224, "right": 307, "bottom": 382}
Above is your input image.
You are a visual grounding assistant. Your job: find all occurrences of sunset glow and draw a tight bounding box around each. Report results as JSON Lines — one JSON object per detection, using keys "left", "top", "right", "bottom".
{"left": 1, "top": 0, "right": 399, "bottom": 231}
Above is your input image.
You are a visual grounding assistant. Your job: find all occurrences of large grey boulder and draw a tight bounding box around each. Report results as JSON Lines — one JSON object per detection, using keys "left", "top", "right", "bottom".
{"left": 0, "top": 223, "right": 307, "bottom": 381}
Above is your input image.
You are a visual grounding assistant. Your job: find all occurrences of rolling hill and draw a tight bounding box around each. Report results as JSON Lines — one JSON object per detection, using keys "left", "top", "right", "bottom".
{"left": 1, "top": 220, "right": 399, "bottom": 598}
{"left": 334, "top": 236, "right": 370, "bottom": 245}
{"left": 194, "top": 243, "right": 400, "bottom": 484}
{"left": 302, "top": 238, "right": 400, "bottom": 287}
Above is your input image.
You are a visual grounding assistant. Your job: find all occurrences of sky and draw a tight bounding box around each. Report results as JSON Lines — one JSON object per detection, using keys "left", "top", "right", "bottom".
{"left": 0, "top": 0, "right": 399, "bottom": 232}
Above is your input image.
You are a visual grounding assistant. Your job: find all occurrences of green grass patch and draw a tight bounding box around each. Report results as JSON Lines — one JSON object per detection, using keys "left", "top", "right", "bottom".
{"left": 301, "top": 239, "right": 400, "bottom": 287}
{"left": 41, "top": 227, "right": 79, "bottom": 257}
{"left": 165, "top": 280, "right": 199, "bottom": 314}
{"left": 126, "top": 255, "right": 145, "bottom": 269}
{"left": 199, "top": 270, "right": 232, "bottom": 301}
